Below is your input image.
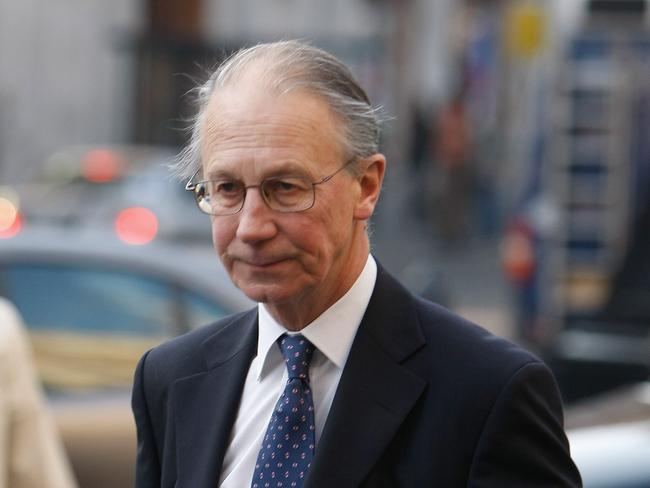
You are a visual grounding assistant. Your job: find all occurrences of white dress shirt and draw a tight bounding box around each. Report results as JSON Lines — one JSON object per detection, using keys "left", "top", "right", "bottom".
{"left": 218, "top": 255, "right": 377, "bottom": 487}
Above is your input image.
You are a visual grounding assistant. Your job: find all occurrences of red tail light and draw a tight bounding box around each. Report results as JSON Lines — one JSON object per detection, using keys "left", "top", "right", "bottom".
{"left": 0, "top": 197, "right": 22, "bottom": 239}
{"left": 81, "top": 149, "right": 125, "bottom": 183}
{"left": 114, "top": 207, "right": 158, "bottom": 245}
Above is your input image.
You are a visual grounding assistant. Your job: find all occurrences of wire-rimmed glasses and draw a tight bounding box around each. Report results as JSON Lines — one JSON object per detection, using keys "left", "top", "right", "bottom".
{"left": 185, "top": 158, "right": 357, "bottom": 216}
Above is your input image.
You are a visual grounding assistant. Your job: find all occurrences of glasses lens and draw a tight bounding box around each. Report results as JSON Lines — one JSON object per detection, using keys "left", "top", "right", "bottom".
{"left": 262, "top": 177, "right": 314, "bottom": 212}
{"left": 192, "top": 176, "right": 316, "bottom": 215}
{"left": 195, "top": 180, "right": 245, "bottom": 215}
{"left": 194, "top": 182, "right": 213, "bottom": 214}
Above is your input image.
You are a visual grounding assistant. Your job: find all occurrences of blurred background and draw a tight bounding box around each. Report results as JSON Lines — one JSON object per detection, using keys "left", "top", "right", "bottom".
{"left": 1, "top": 0, "right": 649, "bottom": 486}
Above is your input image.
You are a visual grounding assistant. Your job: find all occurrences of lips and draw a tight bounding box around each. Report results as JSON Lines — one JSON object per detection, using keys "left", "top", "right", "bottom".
{"left": 233, "top": 255, "right": 291, "bottom": 268}
{"left": 244, "top": 260, "right": 285, "bottom": 268}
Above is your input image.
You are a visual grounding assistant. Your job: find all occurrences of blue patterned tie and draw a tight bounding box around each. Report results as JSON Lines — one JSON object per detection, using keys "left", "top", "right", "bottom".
{"left": 251, "top": 334, "right": 316, "bottom": 488}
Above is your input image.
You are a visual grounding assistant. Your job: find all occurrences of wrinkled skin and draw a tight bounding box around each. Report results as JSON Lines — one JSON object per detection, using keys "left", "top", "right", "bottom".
{"left": 201, "top": 79, "right": 385, "bottom": 329}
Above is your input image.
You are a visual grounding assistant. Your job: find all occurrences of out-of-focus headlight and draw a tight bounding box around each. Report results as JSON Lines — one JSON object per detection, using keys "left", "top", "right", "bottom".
{"left": 0, "top": 187, "right": 23, "bottom": 238}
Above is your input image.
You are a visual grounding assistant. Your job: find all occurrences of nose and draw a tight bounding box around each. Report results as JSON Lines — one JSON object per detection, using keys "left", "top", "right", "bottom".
{"left": 235, "top": 187, "right": 278, "bottom": 243}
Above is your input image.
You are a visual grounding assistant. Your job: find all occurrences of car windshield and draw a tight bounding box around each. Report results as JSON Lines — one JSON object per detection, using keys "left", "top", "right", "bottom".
{"left": 0, "top": 263, "right": 179, "bottom": 390}
{"left": 3, "top": 263, "right": 175, "bottom": 335}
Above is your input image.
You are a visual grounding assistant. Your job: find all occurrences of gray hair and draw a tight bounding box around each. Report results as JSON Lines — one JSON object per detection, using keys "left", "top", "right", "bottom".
{"left": 173, "top": 40, "right": 383, "bottom": 179}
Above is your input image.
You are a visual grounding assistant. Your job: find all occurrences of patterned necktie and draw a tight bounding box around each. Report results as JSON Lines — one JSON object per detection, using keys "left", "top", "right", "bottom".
{"left": 251, "top": 334, "right": 316, "bottom": 488}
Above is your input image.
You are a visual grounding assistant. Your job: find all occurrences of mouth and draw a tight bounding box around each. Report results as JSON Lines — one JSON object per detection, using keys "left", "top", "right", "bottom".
{"left": 235, "top": 256, "right": 291, "bottom": 269}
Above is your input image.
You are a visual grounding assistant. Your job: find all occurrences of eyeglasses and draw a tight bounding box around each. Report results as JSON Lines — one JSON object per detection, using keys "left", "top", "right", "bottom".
{"left": 185, "top": 158, "right": 357, "bottom": 216}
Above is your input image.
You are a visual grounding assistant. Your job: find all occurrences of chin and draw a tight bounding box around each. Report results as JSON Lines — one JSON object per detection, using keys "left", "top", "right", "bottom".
{"left": 229, "top": 262, "right": 298, "bottom": 298}
{"left": 237, "top": 283, "right": 297, "bottom": 305}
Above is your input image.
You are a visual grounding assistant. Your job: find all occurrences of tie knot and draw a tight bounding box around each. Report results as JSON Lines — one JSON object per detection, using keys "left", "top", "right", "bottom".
{"left": 278, "top": 334, "right": 315, "bottom": 380}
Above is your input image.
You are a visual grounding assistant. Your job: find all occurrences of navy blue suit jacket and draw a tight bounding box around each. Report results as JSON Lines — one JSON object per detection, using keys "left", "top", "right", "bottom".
{"left": 132, "top": 265, "right": 581, "bottom": 487}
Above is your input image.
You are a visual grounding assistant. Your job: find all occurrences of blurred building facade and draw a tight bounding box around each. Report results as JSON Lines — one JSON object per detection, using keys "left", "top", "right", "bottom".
{"left": 0, "top": 0, "right": 144, "bottom": 182}
{"left": 0, "top": 0, "right": 462, "bottom": 182}
{"left": 1, "top": 0, "right": 611, "bottom": 267}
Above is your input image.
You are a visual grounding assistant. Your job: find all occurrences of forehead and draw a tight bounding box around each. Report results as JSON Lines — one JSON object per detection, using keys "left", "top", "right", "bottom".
{"left": 200, "top": 84, "right": 343, "bottom": 175}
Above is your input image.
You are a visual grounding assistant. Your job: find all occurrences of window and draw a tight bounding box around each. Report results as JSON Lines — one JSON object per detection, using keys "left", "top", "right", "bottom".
{"left": 2, "top": 263, "right": 176, "bottom": 337}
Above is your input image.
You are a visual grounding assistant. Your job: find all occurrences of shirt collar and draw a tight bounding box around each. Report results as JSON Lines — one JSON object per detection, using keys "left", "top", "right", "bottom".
{"left": 256, "top": 254, "right": 377, "bottom": 380}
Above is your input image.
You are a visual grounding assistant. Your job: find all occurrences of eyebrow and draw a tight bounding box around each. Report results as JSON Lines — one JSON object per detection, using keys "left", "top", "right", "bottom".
{"left": 203, "top": 161, "right": 314, "bottom": 181}
{"left": 203, "top": 168, "right": 235, "bottom": 180}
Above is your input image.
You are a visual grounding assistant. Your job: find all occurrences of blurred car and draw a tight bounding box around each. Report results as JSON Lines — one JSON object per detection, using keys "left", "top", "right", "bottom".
{"left": 7, "top": 144, "right": 212, "bottom": 246}
{"left": 567, "top": 381, "right": 650, "bottom": 488}
{"left": 0, "top": 225, "right": 252, "bottom": 487}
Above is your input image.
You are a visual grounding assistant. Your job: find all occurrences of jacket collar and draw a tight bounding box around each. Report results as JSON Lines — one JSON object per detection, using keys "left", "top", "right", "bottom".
{"left": 304, "top": 263, "right": 428, "bottom": 487}
{"left": 173, "top": 309, "right": 258, "bottom": 488}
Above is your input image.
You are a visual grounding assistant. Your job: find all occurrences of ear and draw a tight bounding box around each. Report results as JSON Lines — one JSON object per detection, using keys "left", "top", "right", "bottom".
{"left": 353, "top": 154, "right": 386, "bottom": 221}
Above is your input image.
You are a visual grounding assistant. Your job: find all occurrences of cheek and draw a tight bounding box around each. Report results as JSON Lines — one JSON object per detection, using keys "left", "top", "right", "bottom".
{"left": 210, "top": 218, "right": 234, "bottom": 255}
{"left": 321, "top": 192, "right": 356, "bottom": 238}
{"left": 299, "top": 206, "right": 353, "bottom": 259}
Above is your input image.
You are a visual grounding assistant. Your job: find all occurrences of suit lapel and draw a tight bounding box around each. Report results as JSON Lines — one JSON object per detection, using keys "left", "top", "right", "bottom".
{"left": 173, "top": 310, "right": 258, "bottom": 488}
{"left": 305, "top": 265, "right": 428, "bottom": 488}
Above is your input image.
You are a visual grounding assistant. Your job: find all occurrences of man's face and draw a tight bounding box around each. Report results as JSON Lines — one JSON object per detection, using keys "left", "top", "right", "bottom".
{"left": 200, "top": 83, "right": 376, "bottom": 322}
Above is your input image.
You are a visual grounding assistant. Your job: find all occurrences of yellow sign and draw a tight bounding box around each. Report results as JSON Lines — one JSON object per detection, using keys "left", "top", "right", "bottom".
{"left": 506, "top": 2, "right": 546, "bottom": 60}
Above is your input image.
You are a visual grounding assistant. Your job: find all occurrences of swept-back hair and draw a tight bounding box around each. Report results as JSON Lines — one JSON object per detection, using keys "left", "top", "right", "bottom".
{"left": 173, "top": 40, "right": 383, "bottom": 179}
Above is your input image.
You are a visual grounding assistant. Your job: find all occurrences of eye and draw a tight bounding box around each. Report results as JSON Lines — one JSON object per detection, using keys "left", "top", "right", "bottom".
{"left": 265, "top": 178, "right": 309, "bottom": 194}
{"left": 214, "top": 180, "right": 242, "bottom": 195}
{"left": 271, "top": 180, "right": 297, "bottom": 192}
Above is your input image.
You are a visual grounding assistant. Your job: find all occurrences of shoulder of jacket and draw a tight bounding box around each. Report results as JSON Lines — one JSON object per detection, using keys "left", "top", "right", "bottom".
{"left": 413, "top": 296, "right": 542, "bottom": 374}
{"left": 142, "top": 308, "right": 256, "bottom": 375}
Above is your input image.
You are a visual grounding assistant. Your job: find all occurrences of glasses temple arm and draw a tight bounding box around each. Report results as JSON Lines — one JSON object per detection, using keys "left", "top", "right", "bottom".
{"left": 185, "top": 168, "right": 201, "bottom": 191}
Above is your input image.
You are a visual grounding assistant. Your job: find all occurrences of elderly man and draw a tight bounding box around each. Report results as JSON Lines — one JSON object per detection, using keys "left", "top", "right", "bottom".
{"left": 132, "top": 41, "right": 581, "bottom": 488}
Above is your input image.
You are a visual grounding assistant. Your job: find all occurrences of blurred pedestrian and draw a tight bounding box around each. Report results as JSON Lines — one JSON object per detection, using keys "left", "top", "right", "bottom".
{"left": 0, "top": 298, "right": 77, "bottom": 488}
{"left": 407, "top": 101, "right": 435, "bottom": 218}
{"left": 434, "top": 91, "right": 474, "bottom": 245}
